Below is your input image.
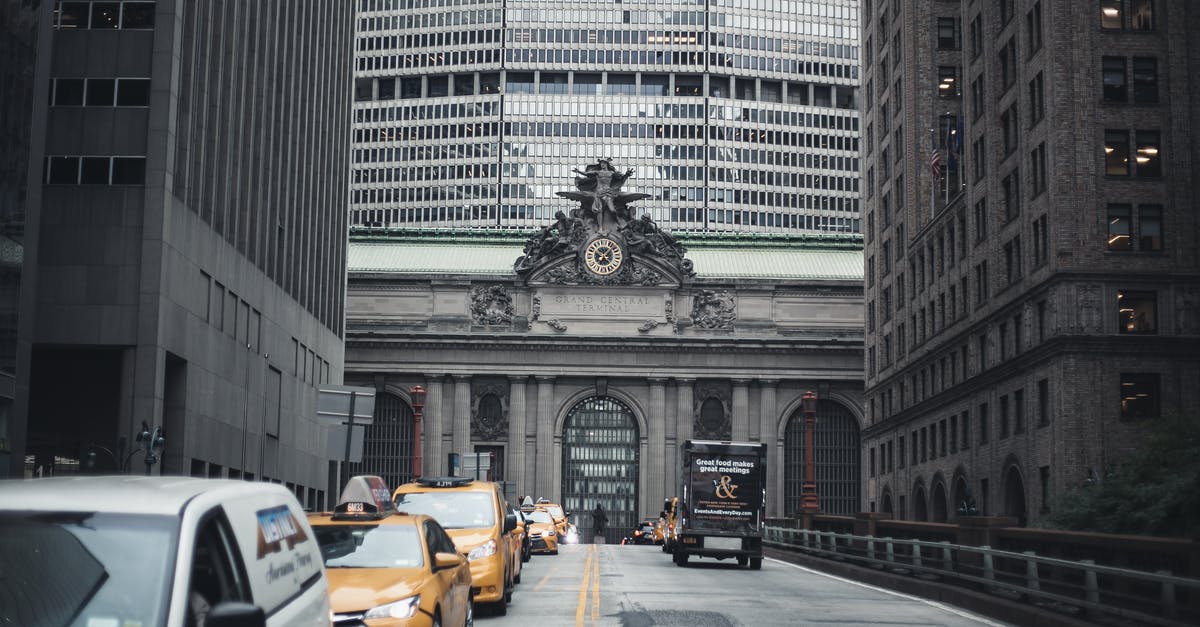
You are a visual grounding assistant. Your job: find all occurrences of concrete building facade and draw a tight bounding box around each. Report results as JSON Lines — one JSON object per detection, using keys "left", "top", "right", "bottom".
{"left": 350, "top": 0, "right": 863, "bottom": 235}
{"left": 859, "top": 0, "right": 1200, "bottom": 526}
{"left": 344, "top": 222, "right": 865, "bottom": 540}
{"left": 9, "top": 1, "right": 352, "bottom": 505}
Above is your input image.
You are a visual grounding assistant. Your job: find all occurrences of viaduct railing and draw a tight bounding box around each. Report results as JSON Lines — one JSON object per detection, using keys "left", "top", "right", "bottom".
{"left": 764, "top": 514, "right": 1199, "bottom": 626}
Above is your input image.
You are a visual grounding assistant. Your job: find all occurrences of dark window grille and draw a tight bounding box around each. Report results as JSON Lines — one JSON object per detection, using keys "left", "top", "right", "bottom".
{"left": 561, "top": 397, "right": 639, "bottom": 544}
{"left": 784, "top": 400, "right": 861, "bottom": 515}
{"left": 348, "top": 392, "right": 414, "bottom": 493}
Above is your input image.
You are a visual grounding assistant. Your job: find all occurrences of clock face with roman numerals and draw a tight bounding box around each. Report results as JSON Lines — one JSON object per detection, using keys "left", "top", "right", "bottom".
{"left": 582, "top": 237, "right": 624, "bottom": 276}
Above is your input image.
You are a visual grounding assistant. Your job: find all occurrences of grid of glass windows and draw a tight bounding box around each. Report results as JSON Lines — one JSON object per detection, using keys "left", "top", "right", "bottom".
{"left": 350, "top": 0, "right": 861, "bottom": 234}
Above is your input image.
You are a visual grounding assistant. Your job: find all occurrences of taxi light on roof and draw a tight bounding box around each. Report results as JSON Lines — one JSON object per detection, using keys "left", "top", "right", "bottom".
{"left": 415, "top": 476, "right": 474, "bottom": 488}
{"left": 334, "top": 475, "right": 395, "bottom": 518}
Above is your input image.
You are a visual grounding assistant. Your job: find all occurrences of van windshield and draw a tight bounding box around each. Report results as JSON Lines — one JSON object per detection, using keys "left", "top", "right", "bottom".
{"left": 394, "top": 492, "right": 495, "bottom": 529}
{"left": 0, "top": 512, "right": 176, "bottom": 627}
{"left": 313, "top": 525, "right": 423, "bottom": 568}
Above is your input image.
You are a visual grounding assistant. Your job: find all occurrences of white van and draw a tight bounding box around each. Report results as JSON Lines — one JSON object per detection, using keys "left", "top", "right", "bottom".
{"left": 0, "top": 476, "right": 332, "bottom": 627}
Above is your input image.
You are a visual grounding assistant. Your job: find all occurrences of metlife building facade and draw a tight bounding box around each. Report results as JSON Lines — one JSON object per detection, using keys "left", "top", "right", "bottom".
{"left": 351, "top": 0, "right": 861, "bottom": 235}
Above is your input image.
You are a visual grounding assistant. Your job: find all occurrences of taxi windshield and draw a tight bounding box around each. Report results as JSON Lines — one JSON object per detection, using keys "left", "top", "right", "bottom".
{"left": 543, "top": 505, "right": 565, "bottom": 519}
{"left": 526, "top": 510, "right": 554, "bottom": 524}
{"left": 313, "top": 524, "right": 423, "bottom": 568}
{"left": 0, "top": 511, "right": 177, "bottom": 627}
{"left": 394, "top": 491, "right": 495, "bottom": 529}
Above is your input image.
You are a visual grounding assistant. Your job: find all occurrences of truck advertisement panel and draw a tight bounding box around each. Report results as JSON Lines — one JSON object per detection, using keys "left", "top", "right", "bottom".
{"left": 686, "top": 451, "right": 763, "bottom": 533}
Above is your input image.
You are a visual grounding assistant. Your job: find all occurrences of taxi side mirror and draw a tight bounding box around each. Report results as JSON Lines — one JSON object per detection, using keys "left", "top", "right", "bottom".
{"left": 503, "top": 513, "right": 518, "bottom": 533}
{"left": 206, "top": 601, "right": 266, "bottom": 627}
{"left": 433, "top": 551, "right": 465, "bottom": 571}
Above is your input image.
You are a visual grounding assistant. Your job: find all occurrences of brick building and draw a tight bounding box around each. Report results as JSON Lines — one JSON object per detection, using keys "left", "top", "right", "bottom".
{"left": 859, "top": 0, "right": 1200, "bottom": 526}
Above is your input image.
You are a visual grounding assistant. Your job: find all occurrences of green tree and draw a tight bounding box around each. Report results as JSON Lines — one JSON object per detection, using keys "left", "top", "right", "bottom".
{"left": 1047, "top": 413, "right": 1200, "bottom": 539}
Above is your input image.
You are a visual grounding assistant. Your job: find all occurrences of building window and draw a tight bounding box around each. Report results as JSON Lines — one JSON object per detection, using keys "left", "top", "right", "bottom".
{"left": 1131, "top": 57, "right": 1159, "bottom": 103}
{"left": 998, "top": 38, "right": 1017, "bottom": 92}
{"left": 1003, "top": 237, "right": 1022, "bottom": 284}
{"left": 972, "top": 135, "right": 986, "bottom": 183}
{"left": 1135, "top": 130, "right": 1161, "bottom": 177}
{"left": 937, "top": 17, "right": 958, "bottom": 49}
{"left": 1014, "top": 389, "right": 1025, "bottom": 434}
{"left": 1032, "top": 214, "right": 1048, "bottom": 266}
{"left": 1028, "top": 72, "right": 1044, "bottom": 126}
{"left": 938, "top": 66, "right": 961, "bottom": 98}
{"left": 1120, "top": 373, "right": 1160, "bottom": 419}
{"left": 1001, "top": 168, "right": 1020, "bottom": 221}
{"left": 1037, "top": 379, "right": 1050, "bottom": 427}
{"left": 1100, "top": 0, "right": 1123, "bottom": 29}
{"left": 1026, "top": 2, "right": 1043, "bottom": 56}
{"left": 1108, "top": 204, "right": 1132, "bottom": 251}
{"left": 1139, "top": 204, "right": 1163, "bottom": 250}
{"left": 978, "top": 402, "right": 989, "bottom": 444}
{"left": 1001, "top": 104, "right": 1019, "bottom": 156}
{"left": 969, "top": 15, "right": 982, "bottom": 59}
{"left": 1030, "top": 143, "right": 1046, "bottom": 197}
{"left": 1102, "top": 56, "right": 1127, "bottom": 102}
{"left": 1104, "top": 130, "right": 1130, "bottom": 176}
{"left": 971, "top": 76, "right": 984, "bottom": 121}
{"left": 999, "top": 0, "right": 1015, "bottom": 25}
{"left": 999, "top": 395, "right": 1010, "bottom": 438}
{"left": 1132, "top": 0, "right": 1155, "bottom": 30}
{"left": 1117, "top": 290, "right": 1156, "bottom": 334}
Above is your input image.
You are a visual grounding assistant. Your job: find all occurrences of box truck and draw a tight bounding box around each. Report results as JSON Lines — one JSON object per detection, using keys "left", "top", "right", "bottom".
{"left": 673, "top": 440, "right": 767, "bottom": 569}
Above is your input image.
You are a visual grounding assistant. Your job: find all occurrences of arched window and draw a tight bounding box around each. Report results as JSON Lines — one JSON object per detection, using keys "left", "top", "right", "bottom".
{"left": 350, "top": 391, "right": 414, "bottom": 492}
{"left": 1003, "top": 465, "right": 1028, "bottom": 527}
{"left": 561, "top": 396, "right": 639, "bottom": 544}
{"left": 784, "top": 399, "right": 861, "bottom": 515}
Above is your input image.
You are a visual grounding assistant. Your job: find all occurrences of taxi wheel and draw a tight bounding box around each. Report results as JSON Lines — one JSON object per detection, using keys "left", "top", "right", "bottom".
{"left": 431, "top": 609, "right": 441, "bottom": 627}
{"left": 504, "top": 568, "right": 514, "bottom": 603}
{"left": 514, "top": 568, "right": 522, "bottom": 584}
{"left": 464, "top": 595, "right": 475, "bottom": 627}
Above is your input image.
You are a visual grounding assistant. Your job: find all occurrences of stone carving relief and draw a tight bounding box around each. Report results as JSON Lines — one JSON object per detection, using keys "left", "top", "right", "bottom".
{"left": 636, "top": 295, "right": 678, "bottom": 334}
{"left": 471, "top": 383, "right": 509, "bottom": 441}
{"left": 691, "top": 289, "right": 737, "bottom": 330}
{"left": 470, "top": 284, "right": 513, "bottom": 326}
{"left": 693, "top": 384, "right": 732, "bottom": 440}
{"left": 1075, "top": 283, "right": 1102, "bottom": 333}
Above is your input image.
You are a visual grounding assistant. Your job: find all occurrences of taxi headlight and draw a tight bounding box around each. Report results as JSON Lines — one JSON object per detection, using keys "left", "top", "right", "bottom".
{"left": 364, "top": 595, "right": 421, "bottom": 619}
{"left": 467, "top": 539, "right": 497, "bottom": 561}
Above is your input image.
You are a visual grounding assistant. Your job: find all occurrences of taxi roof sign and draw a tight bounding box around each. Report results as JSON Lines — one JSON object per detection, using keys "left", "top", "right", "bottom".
{"left": 414, "top": 476, "right": 474, "bottom": 489}
{"left": 333, "top": 475, "right": 395, "bottom": 519}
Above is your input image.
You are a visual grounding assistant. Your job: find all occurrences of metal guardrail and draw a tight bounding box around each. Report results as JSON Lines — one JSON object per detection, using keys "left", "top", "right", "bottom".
{"left": 764, "top": 526, "right": 1200, "bottom": 626}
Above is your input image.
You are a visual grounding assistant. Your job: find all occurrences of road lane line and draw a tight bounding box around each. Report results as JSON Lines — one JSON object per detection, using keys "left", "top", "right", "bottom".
{"left": 590, "top": 544, "right": 601, "bottom": 619}
{"left": 768, "top": 557, "right": 1009, "bottom": 626}
{"left": 576, "top": 544, "right": 594, "bottom": 626}
{"left": 533, "top": 562, "right": 561, "bottom": 593}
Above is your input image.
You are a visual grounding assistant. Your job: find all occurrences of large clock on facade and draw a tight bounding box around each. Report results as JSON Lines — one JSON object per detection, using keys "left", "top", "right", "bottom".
{"left": 582, "top": 236, "right": 624, "bottom": 276}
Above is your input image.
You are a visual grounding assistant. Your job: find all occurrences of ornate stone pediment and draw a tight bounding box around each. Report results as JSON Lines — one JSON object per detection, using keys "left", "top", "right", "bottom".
{"left": 514, "top": 159, "right": 695, "bottom": 285}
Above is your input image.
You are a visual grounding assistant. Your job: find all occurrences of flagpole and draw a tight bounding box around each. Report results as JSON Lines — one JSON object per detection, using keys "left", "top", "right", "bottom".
{"left": 929, "top": 128, "right": 936, "bottom": 219}
{"left": 944, "top": 115, "right": 951, "bottom": 206}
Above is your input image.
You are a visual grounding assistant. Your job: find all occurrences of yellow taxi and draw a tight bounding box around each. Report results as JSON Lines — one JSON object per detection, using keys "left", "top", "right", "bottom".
{"left": 534, "top": 498, "right": 570, "bottom": 536}
{"left": 522, "top": 509, "right": 560, "bottom": 555}
{"left": 308, "top": 476, "right": 472, "bottom": 626}
{"left": 394, "top": 477, "right": 518, "bottom": 615}
{"left": 661, "top": 496, "right": 679, "bottom": 553}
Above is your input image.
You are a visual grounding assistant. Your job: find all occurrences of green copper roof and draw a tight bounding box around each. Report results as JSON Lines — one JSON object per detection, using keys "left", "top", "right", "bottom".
{"left": 348, "top": 231, "right": 863, "bottom": 281}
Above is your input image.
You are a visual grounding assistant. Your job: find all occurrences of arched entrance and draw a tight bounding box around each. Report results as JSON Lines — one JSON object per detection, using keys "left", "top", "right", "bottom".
{"left": 784, "top": 399, "right": 861, "bottom": 515}
{"left": 930, "top": 478, "right": 949, "bottom": 522}
{"left": 561, "top": 396, "right": 639, "bottom": 544}
{"left": 880, "top": 488, "right": 894, "bottom": 515}
{"left": 349, "top": 392, "right": 414, "bottom": 493}
{"left": 1003, "top": 465, "right": 1028, "bottom": 527}
{"left": 912, "top": 481, "right": 928, "bottom": 521}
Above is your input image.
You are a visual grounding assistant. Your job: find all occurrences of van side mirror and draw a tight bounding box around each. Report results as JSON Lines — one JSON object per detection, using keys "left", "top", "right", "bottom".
{"left": 503, "top": 513, "right": 518, "bottom": 533}
{"left": 206, "top": 601, "right": 266, "bottom": 627}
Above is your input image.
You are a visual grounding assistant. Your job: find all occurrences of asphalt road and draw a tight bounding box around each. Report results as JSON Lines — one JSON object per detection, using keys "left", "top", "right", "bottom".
{"left": 481, "top": 542, "right": 1010, "bottom": 626}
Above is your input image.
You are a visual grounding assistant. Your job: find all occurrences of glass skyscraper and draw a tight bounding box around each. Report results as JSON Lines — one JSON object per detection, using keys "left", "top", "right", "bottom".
{"left": 351, "top": 0, "right": 861, "bottom": 234}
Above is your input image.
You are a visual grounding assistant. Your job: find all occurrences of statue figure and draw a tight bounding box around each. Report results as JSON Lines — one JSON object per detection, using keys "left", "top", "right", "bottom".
{"left": 557, "top": 159, "right": 650, "bottom": 233}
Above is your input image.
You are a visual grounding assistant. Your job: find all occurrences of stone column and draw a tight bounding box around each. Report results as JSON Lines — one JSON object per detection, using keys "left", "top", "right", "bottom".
{"left": 758, "top": 379, "right": 779, "bottom": 445}
{"left": 424, "top": 376, "right": 445, "bottom": 475}
{"left": 647, "top": 378, "right": 667, "bottom": 508}
{"left": 732, "top": 379, "right": 750, "bottom": 441}
{"left": 507, "top": 376, "right": 527, "bottom": 491}
{"left": 452, "top": 375, "right": 472, "bottom": 466}
{"left": 534, "top": 376, "right": 556, "bottom": 499}
{"left": 673, "top": 378, "right": 694, "bottom": 499}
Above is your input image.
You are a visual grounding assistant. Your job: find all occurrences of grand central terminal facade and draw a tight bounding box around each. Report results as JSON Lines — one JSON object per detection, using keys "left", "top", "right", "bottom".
{"left": 342, "top": 162, "right": 866, "bottom": 537}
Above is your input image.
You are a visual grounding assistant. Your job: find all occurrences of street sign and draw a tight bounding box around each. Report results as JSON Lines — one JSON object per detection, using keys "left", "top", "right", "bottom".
{"left": 317, "top": 385, "right": 376, "bottom": 424}
{"left": 325, "top": 423, "right": 366, "bottom": 463}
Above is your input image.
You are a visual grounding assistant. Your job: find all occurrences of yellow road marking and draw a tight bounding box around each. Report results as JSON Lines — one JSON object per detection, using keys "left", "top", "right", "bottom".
{"left": 576, "top": 544, "right": 594, "bottom": 626}
{"left": 533, "top": 562, "right": 560, "bottom": 593}
{"left": 590, "top": 544, "right": 601, "bottom": 619}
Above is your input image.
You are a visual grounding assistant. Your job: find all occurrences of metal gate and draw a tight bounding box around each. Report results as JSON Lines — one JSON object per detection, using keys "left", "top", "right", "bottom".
{"left": 561, "top": 396, "right": 639, "bottom": 544}
{"left": 348, "top": 392, "right": 414, "bottom": 493}
{"left": 784, "top": 399, "right": 860, "bottom": 515}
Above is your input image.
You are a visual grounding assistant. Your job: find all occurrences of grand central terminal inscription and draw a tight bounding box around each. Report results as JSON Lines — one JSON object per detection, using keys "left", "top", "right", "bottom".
{"left": 539, "top": 290, "right": 664, "bottom": 318}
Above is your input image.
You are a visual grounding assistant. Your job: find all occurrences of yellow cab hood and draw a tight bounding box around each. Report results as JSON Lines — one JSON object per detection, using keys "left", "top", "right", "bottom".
{"left": 325, "top": 568, "right": 422, "bottom": 613}
{"left": 445, "top": 526, "right": 494, "bottom": 552}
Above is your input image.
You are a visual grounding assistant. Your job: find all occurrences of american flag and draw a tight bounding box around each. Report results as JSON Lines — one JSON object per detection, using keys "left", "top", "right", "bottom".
{"left": 930, "top": 139, "right": 942, "bottom": 180}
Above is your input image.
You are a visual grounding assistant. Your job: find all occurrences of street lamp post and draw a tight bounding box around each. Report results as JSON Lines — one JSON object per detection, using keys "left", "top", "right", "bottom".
{"left": 410, "top": 385, "right": 426, "bottom": 479}
{"left": 136, "top": 421, "right": 165, "bottom": 476}
{"left": 800, "top": 390, "right": 820, "bottom": 514}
